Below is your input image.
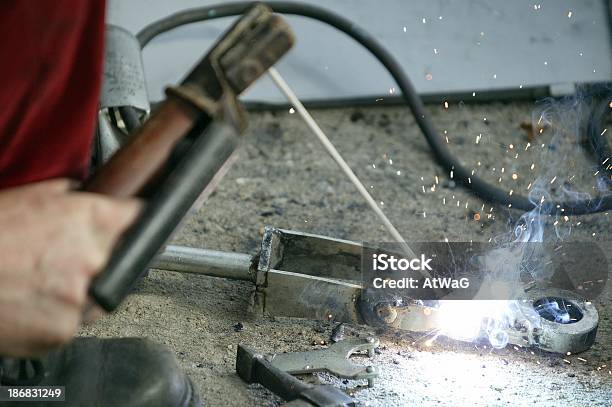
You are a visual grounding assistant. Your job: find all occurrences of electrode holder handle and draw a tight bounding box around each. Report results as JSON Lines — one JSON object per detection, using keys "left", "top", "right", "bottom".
{"left": 84, "top": 4, "right": 294, "bottom": 311}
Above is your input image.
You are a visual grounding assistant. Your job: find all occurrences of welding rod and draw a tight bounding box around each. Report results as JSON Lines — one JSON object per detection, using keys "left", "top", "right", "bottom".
{"left": 267, "top": 67, "right": 415, "bottom": 258}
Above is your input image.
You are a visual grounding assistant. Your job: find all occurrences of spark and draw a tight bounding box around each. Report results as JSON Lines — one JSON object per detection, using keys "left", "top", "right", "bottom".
{"left": 403, "top": 26, "right": 407, "bottom": 32}
{"left": 434, "top": 48, "right": 439, "bottom": 55}
{"left": 422, "top": 17, "right": 427, "bottom": 24}
{"left": 567, "top": 11, "right": 573, "bottom": 18}
{"left": 475, "top": 134, "right": 481, "bottom": 144}
{"left": 425, "top": 73, "right": 433, "bottom": 81}
{"left": 509, "top": 144, "right": 514, "bottom": 149}
{"left": 525, "top": 142, "right": 531, "bottom": 150}
{"left": 396, "top": 170, "right": 401, "bottom": 175}
{"left": 550, "top": 176, "right": 557, "bottom": 184}
{"left": 472, "top": 92, "right": 476, "bottom": 97}
{"left": 530, "top": 163, "right": 535, "bottom": 170}
{"left": 289, "top": 107, "right": 295, "bottom": 114}
{"left": 443, "top": 101, "right": 449, "bottom": 109}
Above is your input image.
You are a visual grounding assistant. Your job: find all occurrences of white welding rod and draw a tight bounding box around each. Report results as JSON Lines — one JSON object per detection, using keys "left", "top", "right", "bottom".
{"left": 267, "top": 67, "right": 415, "bottom": 258}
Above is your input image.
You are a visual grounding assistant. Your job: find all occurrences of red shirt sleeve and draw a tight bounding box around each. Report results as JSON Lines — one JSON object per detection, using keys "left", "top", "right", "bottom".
{"left": 0, "top": 1, "right": 106, "bottom": 189}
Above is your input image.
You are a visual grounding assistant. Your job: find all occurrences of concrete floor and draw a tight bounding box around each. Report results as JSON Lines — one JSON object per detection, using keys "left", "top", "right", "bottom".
{"left": 81, "top": 99, "right": 611, "bottom": 406}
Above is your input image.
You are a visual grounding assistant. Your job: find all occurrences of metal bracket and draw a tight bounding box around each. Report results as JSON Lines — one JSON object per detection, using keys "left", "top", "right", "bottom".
{"left": 267, "top": 337, "right": 379, "bottom": 387}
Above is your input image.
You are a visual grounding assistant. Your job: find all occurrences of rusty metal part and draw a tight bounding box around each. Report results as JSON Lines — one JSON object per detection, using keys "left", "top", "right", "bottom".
{"left": 268, "top": 337, "right": 379, "bottom": 387}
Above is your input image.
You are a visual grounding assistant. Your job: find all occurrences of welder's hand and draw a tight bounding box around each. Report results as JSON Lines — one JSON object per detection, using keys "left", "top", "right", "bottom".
{"left": 0, "top": 179, "right": 141, "bottom": 357}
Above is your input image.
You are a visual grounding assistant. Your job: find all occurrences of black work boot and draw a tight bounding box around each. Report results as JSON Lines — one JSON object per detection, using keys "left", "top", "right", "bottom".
{"left": 0, "top": 337, "right": 201, "bottom": 407}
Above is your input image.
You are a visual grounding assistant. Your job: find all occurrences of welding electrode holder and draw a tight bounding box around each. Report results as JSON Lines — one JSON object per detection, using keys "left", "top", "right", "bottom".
{"left": 82, "top": 4, "right": 294, "bottom": 311}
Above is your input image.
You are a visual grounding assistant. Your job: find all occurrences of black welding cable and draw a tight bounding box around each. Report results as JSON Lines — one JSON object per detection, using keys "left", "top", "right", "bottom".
{"left": 586, "top": 89, "right": 612, "bottom": 185}
{"left": 132, "top": 1, "right": 612, "bottom": 215}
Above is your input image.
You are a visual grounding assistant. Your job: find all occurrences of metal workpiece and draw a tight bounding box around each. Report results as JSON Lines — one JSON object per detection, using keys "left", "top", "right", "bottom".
{"left": 251, "top": 227, "right": 365, "bottom": 324}
{"left": 236, "top": 345, "right": 355, "bottom": 407}
{"left": 153, "top": 245, "right": 255, "bottom": 281}
{"left": 151, "top": 228, "right": 600, "bottom": 354}
{"left": 268, "top": 337, "right": 379, "bottom": 388}
{"left": 512, "top": 289, "right": 599, "bottom": 354}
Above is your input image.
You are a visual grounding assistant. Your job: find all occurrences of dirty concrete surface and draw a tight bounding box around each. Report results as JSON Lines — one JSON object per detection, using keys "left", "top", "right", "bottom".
{"left": 80, "top": 99, "right": 611, "bottom": 406}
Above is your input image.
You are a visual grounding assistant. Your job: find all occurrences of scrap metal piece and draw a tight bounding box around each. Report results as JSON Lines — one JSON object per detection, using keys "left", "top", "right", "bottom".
{"left": 511, "top": 289, "right": 599, "bottom": 354}
{"left": 236, "top": 345, "right": 355, "bottom": 407}
{"left": 268, "top": 337, "right": 379, "bottom": 387}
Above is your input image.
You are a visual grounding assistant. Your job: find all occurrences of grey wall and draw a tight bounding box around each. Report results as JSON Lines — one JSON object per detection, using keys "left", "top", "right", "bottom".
{"left": 107, "top": 0, "right": 612, "bottom": 103}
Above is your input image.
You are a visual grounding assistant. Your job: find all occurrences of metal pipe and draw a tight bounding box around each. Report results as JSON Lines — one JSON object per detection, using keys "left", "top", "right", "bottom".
{"left": 153, "top": 245, "right": 254, "bottom": 282}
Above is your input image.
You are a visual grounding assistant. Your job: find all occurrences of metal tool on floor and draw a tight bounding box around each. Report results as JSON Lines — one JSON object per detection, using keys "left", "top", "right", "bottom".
{"left": 152, "top": 227, "right": 600, "bottom": 354}
{"left": 268, "top": 337, "right": 379, "bottom": 388}
{"left": 236, "top": 344, "right": 355, "bottom": 407}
